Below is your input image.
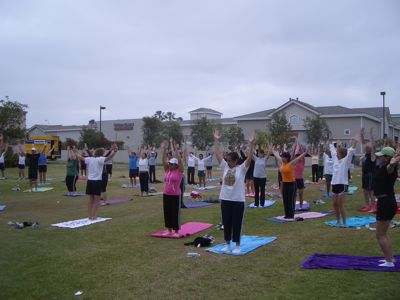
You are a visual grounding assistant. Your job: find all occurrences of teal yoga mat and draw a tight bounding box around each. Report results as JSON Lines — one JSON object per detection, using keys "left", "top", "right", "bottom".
{"left": 325, "top": 216, "right": 376, "bottom": 228}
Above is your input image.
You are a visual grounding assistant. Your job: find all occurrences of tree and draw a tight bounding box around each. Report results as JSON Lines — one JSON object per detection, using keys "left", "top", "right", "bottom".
{"left": 269, "top": 111, "right": 292, "bottom": 145}
{"left": 142, "top": 116, "right": 163, "bottom": 146}
{"left": 0, "top": 96, "right": 28, "bottom": 142}
{"left": 63, "top": 138, "right": 78, "bottom": 150}
{"left": 222, "top": 126, "right": 244, "bottom": 151}
{"left": 191, "top": 117, "right": 217, "bottom": 150}
{"left": 303, "top": 116, "right": 331, "bottom": 147}
{"left": 161, "top": 121, "right": 183, "bottom": 145}
{"left": 153, "top": 111, "right": 183, "bottom": 122}
{"left": 255, "top": 129, "right": 269, "bottom": 148}
{"left": 79, "top": 127, "right": 113, "bottom": 149}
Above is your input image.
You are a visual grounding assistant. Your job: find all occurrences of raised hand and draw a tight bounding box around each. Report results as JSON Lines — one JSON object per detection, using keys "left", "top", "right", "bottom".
{"left": 248, "top": 132, "right": 256, "bottom": 144}
{"left": 213, "top": 129, "right": 221, "bottom": 140}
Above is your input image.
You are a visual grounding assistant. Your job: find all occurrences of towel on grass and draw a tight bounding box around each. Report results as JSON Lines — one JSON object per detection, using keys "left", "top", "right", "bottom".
{"left": 101, "top": 198, "right": 130, "bottom": 206}
{"left": 347, "top": 186, "right": 358, "bottom": 194}
{"left": 325, "top": 216, "right": 376, "bottom": 228}
{"left": 23, "top": 187, "right": 54, "bottom": 193}
{"left": 51, "top": 217, "right": 112, "bottom": 228}
{"left": 0, "top": 205, "right": 6, "bottom": 211}
{"left": 151, "top": 222, "right": 213, "bottom": 239}
{"left": 248, "top": 200, "right": 276, "bottom": 208}
{"left": 195, "top": 185, "right": 218, "bottom": 190}
{"left": 207, "top": 178, "right": 222, "bottom": 182}
{"left": 206, "top": 235, "right": 277, "bottom": 256}
{"left": 302, "top": 253, "right": 400, "bottom": 272}
{"left": 268, "top": 211, "right": 332, "bottom": 223}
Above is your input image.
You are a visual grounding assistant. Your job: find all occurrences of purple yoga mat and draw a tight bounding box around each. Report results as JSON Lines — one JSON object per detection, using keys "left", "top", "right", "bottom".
{"left": 101, "top": 198, "right": 130, "bottom": 206}
{"left": 184, "top": 201, "right": 215, "bottom": 209}
{"left": 151, "top": 222, "right": 213, "bottom": 239}
{"left": 295, "top": 201, "right": 310, "bottom": 211}
{"left": 302, "top": 253, "right": 400, "bottom": 272}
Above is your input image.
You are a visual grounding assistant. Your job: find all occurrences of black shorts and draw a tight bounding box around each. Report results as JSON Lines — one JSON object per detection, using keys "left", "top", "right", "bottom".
{"left": 206, "top": 166, "right": 212, "bottom": 170}
{"left": 86, "top": 180, "right": 102, "bottom": 196}
{"left": 0, "top": 163, "right": 4, "bottom": 170}
{"left": 376, "top": 195, "right": 397, "bottom": 221}
{"left": 129, "top": 168, "right": 138, "bottom": 178}
{"left": 362, "top": 172, "right": 374, "bottom": 191}
{"left": 106, "top": 164, "right": 112, "bottom": 175}
{"left": 18, "top": 164, "right": 25, "bottom": 170}
{"left": 324, "top": 174, "right": 332, "bottom": 183}
{"left": 38, "top": 165, "right": 47, "bottom": 173}
{"left": 28, "top": 168, "right": 38, "bottom": 180}
{"left": 101, "top": 172, "right": 108, "bottom": 193}
{"left": 80, "top": 161, "right": 86, "bottom": 170}
{"left": 296, "top": 178, "right": 305, "bottom": 190}
{"left": 332, "top": 184, "right": 345, "bottom": 195}
{"left": 198, "top": 170, "right": 205, "bottom": 177}
{"left": 245, "top": 173, "right": 254, "bottom": 180}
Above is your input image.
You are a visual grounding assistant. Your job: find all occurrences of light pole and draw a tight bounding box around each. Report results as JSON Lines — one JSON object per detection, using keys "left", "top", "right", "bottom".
{"left": 380, "top": 92, "right": 386, "bottom": 138}
{"left": 100, "top": 106, "right": 106, "bottom": 137}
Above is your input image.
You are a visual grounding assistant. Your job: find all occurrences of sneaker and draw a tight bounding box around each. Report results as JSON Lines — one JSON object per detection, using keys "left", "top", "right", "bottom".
{"left": 232, "top": 246, "right": 241, "bottom": 254}
{"left": 221, "top": 245, "right": 231, "bottom": 252}
{"left": 379, "top": 261, "right": 395, "bottom": 267}
{"left": 379, "top": 259, "right": 396, "bottom": 263}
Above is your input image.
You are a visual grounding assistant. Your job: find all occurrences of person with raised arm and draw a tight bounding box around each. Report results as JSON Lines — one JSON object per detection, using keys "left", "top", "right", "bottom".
{"left": 184, "top": 145, "right": 196, "bottom": 185}
{"left": 373, "top": 145, "right": 400, "bottom": 267}
{"left": 38, "top": 144, "right": 54, "bottom": 185}
{"left": 148, "top": 146, "right": 158, "bottom": 183}
{"left": 127, "top": 145, "right": 139, "bottom": 187}
{"left": 16, "top": 142, "right": 26, "bottom": 180}
{"left": 253, "top": 144, "right": 271, "bottom": 207}
{"left": 190, "top": 152, "right": 212, "bottom": 188}
{"left": 0, "top": 133, "right": 7, "bottom": 179}
{"left": 322, "top": 142, "right": 334, "bottom": 197}
{"left": 137, "top": 145, "right": 150, "bottom": 196}
{"left": 311, "top": 147, "right": 320, "bottom": 183}
{"left": 214, "top": 128, "right": 255, "bottom": 253}
{"left": 272, "top": 144, "right": 309, "bottom": 219}
{"left": 65, "top": 146, "right": 79, "bottom": 195}
{"left": 329, "top": 137, "right": 358, "bottom": 227}
{"left": 359, "top": 128, "right": 377, "bottom": 212}
{"left": 205, "top": 151, "right": 214, "bottom": 179}
{"left": 74, "top": 144, "right": 118, "bottom": 220}
{"left": 161, "top": 139, "right": 184, "bottom": 237}
{"left": 291, "top": 137, "right": 306, "bottom": 209}
{"left": 240, "top": 145, "right": 255, "bottom": 197}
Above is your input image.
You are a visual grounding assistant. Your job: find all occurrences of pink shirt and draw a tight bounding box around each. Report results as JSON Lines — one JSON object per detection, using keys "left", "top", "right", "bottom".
{"left": 163, "top": 169, "right": 183, "bottom": 196}
{"left": 294, "top": 158, "right": 305, "bottom": 179}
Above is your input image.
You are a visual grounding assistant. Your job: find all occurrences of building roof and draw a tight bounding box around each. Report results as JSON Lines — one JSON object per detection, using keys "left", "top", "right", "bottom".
{"left": 233, "top": 109, "right": 275, "bottom": 119}
{"left": 28, "top": 124, "right": 83, "bottom": 132}
{"left": 179, "top": 117, "right": 236, "bottom": 126}
{"left": 352, "top": 107, "right": 391, "bottom": 120}
{"left": 188, "top": 108, "right": 222, "bottom": 115}
{"left": 316, "top": 106, "right": 357, "bottom": 115}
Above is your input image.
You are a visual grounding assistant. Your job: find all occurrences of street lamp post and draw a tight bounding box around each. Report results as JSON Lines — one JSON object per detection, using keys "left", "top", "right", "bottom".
{"left": 100, "top": 106, "right": 106, "bottom": 137}
{"left": 380, "top": 92, "right": 386, "bottom": 139}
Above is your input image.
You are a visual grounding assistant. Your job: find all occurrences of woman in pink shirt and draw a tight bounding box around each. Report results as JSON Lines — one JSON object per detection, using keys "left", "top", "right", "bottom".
{"left": 161, "top": 140, "right": 184, "bottom": 237}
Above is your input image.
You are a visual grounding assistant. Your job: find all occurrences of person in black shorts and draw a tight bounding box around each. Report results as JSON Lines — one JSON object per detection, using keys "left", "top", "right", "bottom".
{"left": 373, "top": 146, "right": 399, "bottom": 267}
{"left": 26, "top": 147, "right": 40, "bottom": 192}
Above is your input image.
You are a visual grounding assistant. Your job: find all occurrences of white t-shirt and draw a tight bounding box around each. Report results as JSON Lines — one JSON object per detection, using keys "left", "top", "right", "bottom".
{"left": 138, "top": 158, "right": 149, "bottom": 172}
{"left": 18, "top": 155, "right": 25, "bottom": 165}
{"left": 219, "top": 160, "right": 248, "bottom": 202}
{"left": 323, "top": 153, "right": 333, "bottom": 175}
{"left": 85, "top": 157, "right": 106, "bottom": 180}
{"left": 187, "top": 156, "right": 195, "bottom": 167}
{"left": 253, "top": 156, "right": 268, "bottom": 178}
{"left": 329, "top": 144, "right": 355, "bottom": 185}
{"left": 191, "top": 154, "right": 212, "bottom": 171}
{"left": 0, "top": 153, "right": 4, "bottom": 164}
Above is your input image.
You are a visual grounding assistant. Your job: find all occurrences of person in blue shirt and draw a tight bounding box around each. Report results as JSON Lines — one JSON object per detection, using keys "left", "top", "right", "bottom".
{"left": 38, "top": 145, "right": 54, "bottom": 185}
{"left": 148, "top": 148, "right": 158, "bottom": 183}
{"left": 128, "top": 145, "right": 139, "bottom": 187}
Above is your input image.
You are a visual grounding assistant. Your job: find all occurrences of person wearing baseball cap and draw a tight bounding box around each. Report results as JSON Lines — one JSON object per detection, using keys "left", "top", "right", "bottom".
{"left": 373, "top": 146, "right": 400, "bottom": 267}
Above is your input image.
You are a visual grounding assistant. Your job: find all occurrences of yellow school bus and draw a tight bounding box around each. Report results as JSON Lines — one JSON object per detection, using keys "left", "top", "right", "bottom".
{"left": 25, "top": 136, "right": 61, "bottom": 159}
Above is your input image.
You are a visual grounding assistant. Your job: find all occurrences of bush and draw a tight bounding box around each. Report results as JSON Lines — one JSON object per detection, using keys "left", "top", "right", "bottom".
{"left": 5, "top": 146, "right": 18, "bottom": 167}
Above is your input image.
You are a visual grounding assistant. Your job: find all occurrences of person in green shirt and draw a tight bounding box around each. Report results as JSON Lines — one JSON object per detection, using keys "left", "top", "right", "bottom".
{"left": 66, "top": 146, "right": 79, "bottom": 195}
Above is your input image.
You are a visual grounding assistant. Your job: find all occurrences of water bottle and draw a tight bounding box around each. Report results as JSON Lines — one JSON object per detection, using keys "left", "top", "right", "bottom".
{"left": 187, "top": 252, "right": 200, "bottom": 257}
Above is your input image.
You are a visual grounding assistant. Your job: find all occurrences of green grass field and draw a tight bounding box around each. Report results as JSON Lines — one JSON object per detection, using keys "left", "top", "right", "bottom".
{"left": 0, "top": 163, "right": 399, "bottom": 300}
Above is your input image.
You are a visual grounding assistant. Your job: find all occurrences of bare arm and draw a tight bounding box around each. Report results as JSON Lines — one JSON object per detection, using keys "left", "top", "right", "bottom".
{"left": 244, "top": 133, "right": 256, "bottom": 168}
{"left": 105, "top": 144, "right": 118, "bottom": 162}
{"left": 160, "top": 141, "right": 169, "bottom": 171}
{"left": 387, "top": 147, "right": 400, "bottom": 174}
{"left": 172, "top": 140, "right": 184, "bottom": 173}
{"left": 271, "top": 147, "right": 282, "bottom": 167}
{"left": 213, "top": 129, "right": 223, "bottom": 165}
{"left": 289, "top": 147, "right": 309, "bottom": 166}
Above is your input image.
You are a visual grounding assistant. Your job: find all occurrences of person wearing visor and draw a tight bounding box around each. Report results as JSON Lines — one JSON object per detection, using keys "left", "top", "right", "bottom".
{"left": 161, "top": 140, "right": 184, "bottom": 237}
{"left": 373, "top": 146, "right": 400, "bottom": 267}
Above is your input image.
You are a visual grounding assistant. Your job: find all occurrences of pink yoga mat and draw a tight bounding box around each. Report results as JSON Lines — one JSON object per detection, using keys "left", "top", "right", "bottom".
{"left": 151, "top": 222, "right": 213, "bottom": 239}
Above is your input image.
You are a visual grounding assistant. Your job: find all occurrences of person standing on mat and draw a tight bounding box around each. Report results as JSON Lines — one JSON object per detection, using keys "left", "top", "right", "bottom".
{"left": 127, "top": 146, "right": 139, "bottom": 187}
{"left": 138, "top": 145, "right": 150, "bottom": 196}
{"left": 65, "top": 146, "right": 79, "bottom": 195}
{"left": 38, "top": 145, "right": 54, "bottom": 185}
{"left": 329, "top": 137, "right": 357, "bottom": 227}
{"left": 272, "top": 145, "right": 309, "bottom": 219}
{"left": 148, "top": 148, "right": 158, "bottom": 183}
{"left": 360, "top": 128, "right": 377, "bottom": 212}
{"left": 253, "top": 145, "right": 271, "bottom": 207}
{"left": 16, "top": 143, "right": 26, "bottom": 180}
{"left": 0, "top": 133, "right": 7, "bottom": 179}
{"left": 292, "top": 137, "right": 306, "bottom": 209}
{"left": 240, "top": 145, "right": 255, "bottom": 197}
{"left": 311, "top": 150, "right": 319, "bottom": 183}
{"left": 322, "top": 143, "right": 334, "bottom": 197}
{"left": 161, "top": 139, "right": 184, "bottom": 237}
{"left": 74, "top": 144, "right": 118, "bottom": 220}
{"left": 373, "top": 146, "right": 400, "bottom": 267}
{"left": 205, "top": 152, "right": 213, "bottom": 179}
{"left": 185, "top": 147, "right": 196, "bottom": 185}
{"left": 214, "top": 128, "right": 255, "bottom": 253}
{"left": 191, "top": 152, "right": 212, "bottom": 188}
{"left": 25, "top": 147, "right": 40, "bottom": 192}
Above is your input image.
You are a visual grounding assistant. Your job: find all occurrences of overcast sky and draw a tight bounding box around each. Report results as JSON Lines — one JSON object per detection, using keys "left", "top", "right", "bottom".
{"left": 1, "top": 0, "right": 399, "bottom": 127}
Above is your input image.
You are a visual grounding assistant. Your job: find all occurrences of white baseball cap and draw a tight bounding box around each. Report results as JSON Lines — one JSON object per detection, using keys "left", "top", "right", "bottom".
{"left": 168, "top": 158, "right": 178, "bottom": 165}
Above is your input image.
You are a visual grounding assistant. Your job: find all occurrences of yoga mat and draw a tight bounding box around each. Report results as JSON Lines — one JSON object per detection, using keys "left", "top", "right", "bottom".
{"left": 121, "top": 184, "right": 140, "bottom": 189}
{"left": 23, "top": 187, "right": 54, "bottom": 193}
{"left": 323, "top": 193, "right": 333, "bottom": 198}
{"left": 295, "top": 201, "right": 310, "bottom": 211}
{"left": 302, "top": 253, "right": 400, "bottom": 272}
{"left": 63, "top": 193, "right": 86, "bottom": 197}
{"left": 206, "top": 235, "right": 277, "bottom": 256}
{"left": 151, "top": 222, "right": 213, "bottom": 239}
{"left": 347, "top": 186, "right": 358, "bottom": 194}
{"left": 207, "top": 177, "right": 222, "bottom": 182}
{"left": 184, "top": 201, "right": 215, "bottom": 209}
{"left": 0, "top": 205, "right": 6, "bottom": 211}
{"left": 325, "top": 216, "right": 376, "bottom": 228}
{"left": 248, "top": 200, "right": 276, "bottom": 208}
{"left": 51, "top": 217, "right": 112, "bottom": 228}
{"left": 195, "top": 185, "right": 218, "bottom": 190}
{"left": 268, "top": 211, "right": 332, "bottom": 223}
{"left": 101, "top": 198, "right": 130, "bottom": 206}
{"left": 148, "top": 192, "right": 163, "bottom": 196}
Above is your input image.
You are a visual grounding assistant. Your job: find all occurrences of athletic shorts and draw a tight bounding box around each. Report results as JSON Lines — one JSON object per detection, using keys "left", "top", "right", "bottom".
{"left": 245, "top": 172, "right": 254, "bottom": 180}
{"left": 18, "top": 164, "right": 25, "bottom": 170}
{"left": 86, "top": 180, "right": 102, "bottom": 196}
{"left": 106, "top": 164, "right": 112, "bottom": 175}
{"left": 28, "top": 168, "right": 38, "bottom": 180}
{"left": 38, "top": 165, "right": 47, "bottom": 173}
{"left": 332, "top": 184, "right": 345, "bottom": 195}
{"left": 362, "top": 172, "right": 374, "bottom": 191}
{"left": 295, "top": 178, "right": 305, "bottom": 190}
{"left": 101, "top": 172, "right": 108, "bottom": 193}
{"left": 324, "top": 174, "right": 332, "bottom": 183}
{"left": 129, "top": 168, "right": 138, "bottom": 178}
{"left": 80, "top": 161, "right": 86, "bottom": 170}
{"left": 376, "top": 195, "right": 397, "bottom": 221}
{"left": 198, "top": 170, "right": 205, "bottom": 177}
{"left": 206, "top": 166, "right": 212, "bottom": 170}
{"left": 0, "top": 163, "right": 4, "bottom": 170}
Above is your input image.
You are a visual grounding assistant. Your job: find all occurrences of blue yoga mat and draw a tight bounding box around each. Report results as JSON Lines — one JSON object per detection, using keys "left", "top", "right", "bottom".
{"left": 206, "top": 235, "right": 277, "bottom": 256}
{"left": 0, "top": 205, "right": 6, "bottom": 211}
{"left": 347, "top": 186, "right": 358, "bottom": 194}
{"left": 63, "top": 193, "right": 87, "bottom": 197}
{"left": 248, "top": 200, "right": 276, "bottom": 208}
{"left": 325, "top": 216, "right": 376, "bottom": 228}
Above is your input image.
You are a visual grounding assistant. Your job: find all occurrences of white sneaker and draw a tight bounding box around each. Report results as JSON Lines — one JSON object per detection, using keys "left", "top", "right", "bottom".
{"left": 221, "top": 245, "right": 231, "bottom": 252}
{"left": 379, "top": 259, "right": 396, "bottom": 263}
{"left": 378, "top": 261, "right": 395, "bottom": 267}
{"left": 232, "top": 246, "right": 241, "bottom": 254}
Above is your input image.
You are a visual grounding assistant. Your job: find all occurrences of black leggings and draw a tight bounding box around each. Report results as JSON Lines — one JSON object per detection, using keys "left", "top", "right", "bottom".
{"left": 163, "top": 194, "right": 181, "bottom": 230}
{"left": 187, "top": 167, "right": 195, "bottom": 184}
{"left": 318, "top": 166, "right": 324, "bottom": 180}
{"left": 254, "top": 177, "right": 266, "bottom": 207}
{"left": 65, "top": 175, "right": 78, "bottom": 192}
{"left": 221, "top": 200, "right": 245, "bottom": 243}
{"left": 311, "top": 164, "right": 319, "bottom": 182}
{"left": 282, "top": 182, "right": 297, "bottom": 218}
{"left": 149, "top": 165, "right": 156, "bottom": 183}
{"left": 139, "top": 172, "right": 149, "bottom": 192}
